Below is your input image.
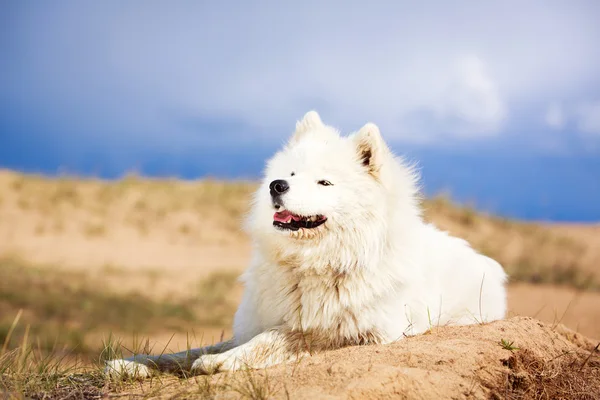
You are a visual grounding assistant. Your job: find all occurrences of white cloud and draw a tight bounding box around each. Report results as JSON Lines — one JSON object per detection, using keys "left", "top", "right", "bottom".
{"left": 433, "top": 55, "right": 507, "bottom": 137}
{"left": 576, "top": 102, "right": 600, "bottom": 135}
{"left": 545, "top": 103, "right": 566, "bottom": 129}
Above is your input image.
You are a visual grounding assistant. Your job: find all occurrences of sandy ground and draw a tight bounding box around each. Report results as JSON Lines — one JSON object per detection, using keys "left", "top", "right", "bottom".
{"left": 128, "top": 317, "right": 599, "bottom": 399}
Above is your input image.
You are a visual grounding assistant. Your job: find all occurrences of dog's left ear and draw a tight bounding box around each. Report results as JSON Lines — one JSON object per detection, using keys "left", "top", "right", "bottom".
{"left": 353, "top": 123, "right": 388, "bottom": 177}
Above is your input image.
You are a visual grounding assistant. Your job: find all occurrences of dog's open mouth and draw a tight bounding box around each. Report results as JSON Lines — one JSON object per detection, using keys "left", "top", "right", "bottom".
{"left": 273, "top": 210, "right": 327, "bottom": 231}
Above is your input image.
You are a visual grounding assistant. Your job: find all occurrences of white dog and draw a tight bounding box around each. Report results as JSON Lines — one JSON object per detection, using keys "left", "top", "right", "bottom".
{"left": 105, "top": 111, "right": 507, "bottom": 378}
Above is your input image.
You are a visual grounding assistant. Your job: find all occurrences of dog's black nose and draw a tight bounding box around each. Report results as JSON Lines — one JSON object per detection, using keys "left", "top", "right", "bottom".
{"left": 270, "top": 179, "right": 289, "bottom": 196}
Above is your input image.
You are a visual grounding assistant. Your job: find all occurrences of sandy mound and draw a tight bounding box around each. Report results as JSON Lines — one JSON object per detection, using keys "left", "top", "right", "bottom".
{"left": 139, "top": 317, "right": 599, "bottom": 399}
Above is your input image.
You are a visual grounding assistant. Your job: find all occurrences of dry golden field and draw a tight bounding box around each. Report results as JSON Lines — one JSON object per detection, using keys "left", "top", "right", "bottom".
{"left": 0, "top": 169, "right": 598, "bottom": 399}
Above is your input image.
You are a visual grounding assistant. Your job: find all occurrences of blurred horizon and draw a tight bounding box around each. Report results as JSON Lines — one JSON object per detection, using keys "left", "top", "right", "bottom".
{"left": 2, "top": 1, "right": 600, "bottom": 222}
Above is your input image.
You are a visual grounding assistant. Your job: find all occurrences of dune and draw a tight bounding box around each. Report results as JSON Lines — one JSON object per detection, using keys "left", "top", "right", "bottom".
{"left": 1, "top": 169, "right": 599, "bottom": 398}
{"left": 114, "top": 317, "right": 598, "bottom": 399}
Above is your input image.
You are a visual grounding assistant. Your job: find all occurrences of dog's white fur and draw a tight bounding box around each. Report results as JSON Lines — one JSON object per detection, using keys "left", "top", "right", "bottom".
{"left": 105, "top": 111, "right": 507, "bottom": 378}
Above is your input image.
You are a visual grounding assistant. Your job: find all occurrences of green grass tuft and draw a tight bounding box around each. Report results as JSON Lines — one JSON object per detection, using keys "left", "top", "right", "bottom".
{"left": 499, "top": 338, "right": 519, "bottom": 351}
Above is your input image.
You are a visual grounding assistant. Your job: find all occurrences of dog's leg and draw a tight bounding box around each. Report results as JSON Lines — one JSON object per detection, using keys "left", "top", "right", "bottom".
{"left": 104, "top": 339, "right": 236, "bottom": 378}
{"left": 191, "top": 328, "right": 305, "bottom": 374}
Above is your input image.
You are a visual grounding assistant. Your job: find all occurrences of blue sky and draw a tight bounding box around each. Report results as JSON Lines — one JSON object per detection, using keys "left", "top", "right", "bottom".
{"left": 1, "top": 1, "right": 600, "bottom": 221}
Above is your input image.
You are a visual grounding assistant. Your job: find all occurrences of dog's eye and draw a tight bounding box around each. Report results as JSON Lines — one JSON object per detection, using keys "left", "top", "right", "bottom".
{"left": 318, "top": 180, "right": 333, "bottom": 186}
{"left": 291, "top": 172, "right": 295, "bottom": 176}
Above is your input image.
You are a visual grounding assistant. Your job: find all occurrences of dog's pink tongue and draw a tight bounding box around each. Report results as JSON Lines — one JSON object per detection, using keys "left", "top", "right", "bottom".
{"left": 273, "top": 210, "right": 293, "bottom": 223}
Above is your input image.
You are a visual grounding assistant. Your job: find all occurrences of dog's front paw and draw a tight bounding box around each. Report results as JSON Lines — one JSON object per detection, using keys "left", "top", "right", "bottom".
{"left": 191, "top": 354, "right": 237, "bottom": 375}
{"left": 104, "top": 359, "right": 152, "bottom": 379}
{"left": 191, "top": 355, "right": 222, "bottom": 375}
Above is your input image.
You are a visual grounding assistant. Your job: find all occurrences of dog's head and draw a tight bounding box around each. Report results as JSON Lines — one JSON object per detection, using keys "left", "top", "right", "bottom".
{"left": 248, "top": 111, "right": 419, "bottom": 262}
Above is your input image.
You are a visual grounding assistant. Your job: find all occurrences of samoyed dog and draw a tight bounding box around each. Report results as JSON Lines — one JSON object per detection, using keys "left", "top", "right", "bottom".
{"left": 105, "top": 111, "right": 507, "bottom": 378}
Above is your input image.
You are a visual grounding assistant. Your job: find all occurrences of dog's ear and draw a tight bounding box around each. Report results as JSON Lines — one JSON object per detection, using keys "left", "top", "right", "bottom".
{"left": 353, "top": 123, "right": 387, "bottom": 177}
{"left": 289, "top": 111, "right": 323, "bottom": 144}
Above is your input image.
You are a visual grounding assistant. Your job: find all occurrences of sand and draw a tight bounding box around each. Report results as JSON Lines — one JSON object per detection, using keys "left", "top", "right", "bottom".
{"left": 128, "top": 317, "right": 599, "bottom": 399}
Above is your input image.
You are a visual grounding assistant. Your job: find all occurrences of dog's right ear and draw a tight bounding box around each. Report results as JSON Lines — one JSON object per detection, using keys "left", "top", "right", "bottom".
{"left": 289, "top": 111, "right": 323, "bottom": 144}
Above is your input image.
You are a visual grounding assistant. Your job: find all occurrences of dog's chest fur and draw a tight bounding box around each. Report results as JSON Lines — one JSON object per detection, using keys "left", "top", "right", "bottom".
{"left": 278, "top": 263, "right": 383, "bottom": 349}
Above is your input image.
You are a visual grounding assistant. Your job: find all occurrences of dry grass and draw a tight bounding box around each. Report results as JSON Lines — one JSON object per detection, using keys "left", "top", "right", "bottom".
{"left": 0, "top": 321, "right": 276, "bottom": 399}
{"left": 489, "top": 348, "right": 600, "bottom": 399}
{"left": 0, "top": 169, "right": 255, "bottom": 245}
{"left": 424, "top": 196, "right": 600, "bottom": 290}
{"left": 0, "top": 258, "right": 244, "bottom": 398}
{"left": 0, "top": 257, "right": 239, "bottom": 358}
